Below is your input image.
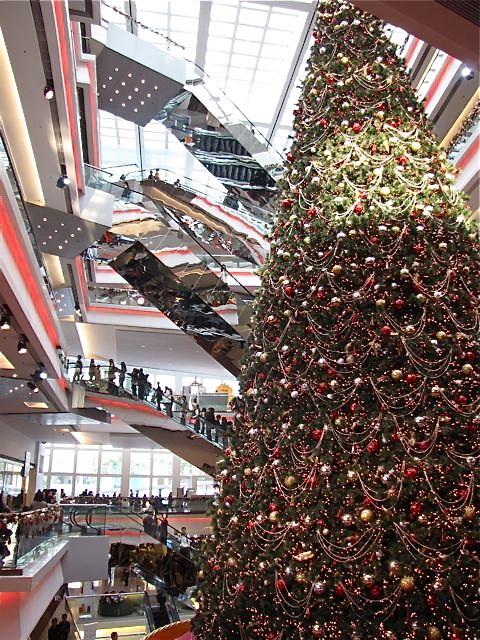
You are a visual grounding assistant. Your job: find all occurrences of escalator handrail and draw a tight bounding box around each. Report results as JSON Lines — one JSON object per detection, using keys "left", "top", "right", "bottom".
{"left": 143, "top": 621, "right": 192, "bottom": 640}
{"left": 99, "top": 2, "right": 284, "bottom": 164}
{"left": 86, "top": 164, "right": 263, "bottom": 294}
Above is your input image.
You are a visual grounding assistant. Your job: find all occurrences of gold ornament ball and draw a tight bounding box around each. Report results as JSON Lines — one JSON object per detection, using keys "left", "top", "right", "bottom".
{"left": 431, "top": 385, "right": 442, "bottom": 397}
{"left": 391, "top": 369, "right": 403, "bottom": 381}
{"left": 462, "top": 363, "right": 473, "bottom": 376}
{"left": 244, "top": 468, "right": 252, "bottom": 477}
{"left": 376, "top": 110, "right": 385, "bottom": 120}
{"left": 379, "top": 186, "right": 391, "bottom": 197}
{"left": 252, "top": 466, "right": 261, "bottom": 476}
{"left": 331, "top": 297, "right": 341, "bottom": 307}
{"left": 427, "top": 627, "right": 442, "bottom": 640}
{"left": 400, "top": 576, "right": 415, "bottom": 592}
{"left": 269, "top": 511, "right": 280, "bottom": 523}
{"left": 341, "top": 56, "right": 349, "bottom": 64}
{"left": 362, "top": 573, "right": 375, "bottom": 587}
{"left": 348, "top": 229, "right": 357, "bottom": 237}
{"left": 227, "top": 557, "right": 237, "bottom": 567}
{"left": 464, "top": 505, "right": 476, "bottom": 520}
{"left": 436, "top": 330, "right": 448, "bottom": 341}
{"left": 360, "top": 508, "right": 374, "bottom": 523}
{"left": 376, "top": 298, "right": 386, "bottom": 308}
{"left": 332, "top": 264, "right": 343, "bottom": 276}
{"left": 410, "top": 141, "right": 421, "bottom": 152}
{"left": 259, "top": 352, "right": 269, "bottom": 363}
{"left": 416, "top": 293, "right": 426, "bottom": 304}
{"left": 197, "top": 570, "right": 205, "bottom": 580}
{"left": 295, "top": 570, "right": 307, "bottom": 584}
{"left": 284, "top": 475, "right": 297, "bottom": 488}
{"left": 438, "top": 242, "right": 448, "bottom": 251}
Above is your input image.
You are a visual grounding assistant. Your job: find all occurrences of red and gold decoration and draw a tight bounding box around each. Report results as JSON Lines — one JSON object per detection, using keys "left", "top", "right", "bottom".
{"left": 193, "top": 2, "right": 479, "bottom": 639}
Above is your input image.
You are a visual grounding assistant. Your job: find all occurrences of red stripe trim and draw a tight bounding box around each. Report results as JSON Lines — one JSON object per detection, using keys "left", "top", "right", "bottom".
{"left": 86, "top": 61, "right": 99, "bottom": 167}
{"left": 86, "top": 394, "right": 167, "bottom": 417}
{"left": 0, "top": 183, "right": 59, "bottom": 347}
{"left": 456, "top": 134, "right": 480, "bottom": 171}
{"left": 87, "top": 305, "right": 163, "bottom": 316}
{"left": 53, "top": 2, "right": 84, "bottom": 191}
{"left": 405, "top": 37, "right": 420, "bottom": 65}
{"left": 424, "top": 56, "right": 456, "bottom": 108}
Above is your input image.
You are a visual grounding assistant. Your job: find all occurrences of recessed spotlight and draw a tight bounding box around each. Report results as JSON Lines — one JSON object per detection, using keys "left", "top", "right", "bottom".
{"left": 44, "top": 85, "right": 55, "bottom": 100}
{"left": 140, "top": 101, "right": 144, "bottom": 105}
{"left": 134, "top": 87, "right": 139, "bottom": 92}
{"left": 108, "top": 76, "right": 112, "bottom": 80}
{"left": 0, "top": 313, "right": 10, "bottom": 330}
{"left": 121, "top": 103, "right": 125, "bottom": 107}
{"left": 147, "top": 93, "right": 151, "bottom": 98}
{"left": 128, "top": 73, "right": 132, "bottom": 77}
{"left": 43, "top": 217, "right": 47, "bottom": 222}
{"left": 70, "top": 233, "right": 74, "bottom": 237}
{"left": 60, "top": 222, "right": 64, "bottom": 227}
{"left": 114, "top": 67, "right": 118, "bottom": 72}
{"left": 109, "top": 98, "right": 113, "bottom": 102}
{"left": 128, "top": 95, "right": 132, "bottom": 100}
{"left": 17, "top": 337, "right": 28, "bottom": 354}
{"left": 461, "top": 66, "right": 474, "bottom": 79}
{"left": 154, "top": 85, "right": 158, "bottom": 90}
{"left": 58, "top": 245, "right": 63, "bottom": 250}
{"left": 115, "top": 89, "right": 119, "bottom": 94}
{"left": 134, "top": 108, "right": 138, "bottom": 112}
{"left": 102, "top": 84, "right": 106, "bottom": 89}
{"left": 141, "top": 79, "right": 145, "bottom": 84}
{"left": 56, "top": 175, "right": 70, "bottom": 189}
{"left": 121, "top": 81, "right": 126, "bottom": 86}
{"left": 12, "top": 373, "right": 18, "bottom": 378}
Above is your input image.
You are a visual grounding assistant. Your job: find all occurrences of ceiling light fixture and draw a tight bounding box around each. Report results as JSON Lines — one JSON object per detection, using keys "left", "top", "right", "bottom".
{"left": 27, "top": 381, "right": 39, "bottom": 393}
{"left": 56, "top": 175, "right": 70, "bottom": 189}
{"left": 137, "top": 296, "right": 145, "bottom": 305}
{"left": 461, "top": 66, "right": 474, "bottom": 80}
{"left": 34, "top": 363, "right": 48, "bottom": 381}
{"left": 17, "top": 336, "right": 28, "bottom": 354}
{"left": 43, "top": 84, "right": 55, "bottom": 100}
{"left": 0, "top": 313, "right": 10, "bottom": 330}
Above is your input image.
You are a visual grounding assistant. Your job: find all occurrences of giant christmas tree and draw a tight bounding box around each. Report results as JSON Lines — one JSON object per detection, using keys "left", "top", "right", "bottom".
{"left": 193, "top": 2, "right": 479, "bottom": 639}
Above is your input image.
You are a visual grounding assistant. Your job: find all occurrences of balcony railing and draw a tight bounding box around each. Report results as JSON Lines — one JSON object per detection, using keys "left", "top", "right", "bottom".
{"left": 66, "top": 359, "right": 232, "bottom": 451}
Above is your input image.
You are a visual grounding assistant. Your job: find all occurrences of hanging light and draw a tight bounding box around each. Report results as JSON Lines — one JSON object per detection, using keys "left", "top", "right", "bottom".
{"left": 43, "top": 84, "right": 55, "bottom": 100}
{"left": 17, "top": 336, "right": 28, "bottom": 354}
{"left": 56, "top": 175, "right": 71, "bottom": 189}
{"left": 0, "top": 313, "right": 10, "bottom": 330}
{"left": 27, "top": 381, "right": 39, "bottom": 393}
{"left": 34, "top": 363, "right": 48, "bottom": 381}
{"left": 460, "top": 66, "right": 474, "bottom": 80}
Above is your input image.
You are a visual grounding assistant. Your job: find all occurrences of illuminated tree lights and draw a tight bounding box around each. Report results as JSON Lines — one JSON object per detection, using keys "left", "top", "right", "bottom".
{"left": 193, "top": 2, "right": 479, "bottom": 639}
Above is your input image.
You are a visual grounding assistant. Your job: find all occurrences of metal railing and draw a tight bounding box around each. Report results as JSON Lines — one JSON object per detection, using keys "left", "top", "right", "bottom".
{"left": 66, "top": 359, "right": 231, "bottom": 451}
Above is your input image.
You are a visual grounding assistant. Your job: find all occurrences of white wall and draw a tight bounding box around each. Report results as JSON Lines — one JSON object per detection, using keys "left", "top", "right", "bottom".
{"left": 0, "top": 419, "right": 36, "bottom": 462}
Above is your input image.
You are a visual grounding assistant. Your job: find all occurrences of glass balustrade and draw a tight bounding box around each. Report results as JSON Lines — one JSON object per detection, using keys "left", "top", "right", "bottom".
{"left": 0, "top": 504, "right": 109, "bottom": 573}
{"left": 66, "top": 359, "right": 231, "bottom": 451}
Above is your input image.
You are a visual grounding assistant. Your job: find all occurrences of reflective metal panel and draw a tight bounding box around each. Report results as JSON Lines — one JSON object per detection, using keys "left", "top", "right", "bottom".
{"left": 110, "top": 241, "right": 244, "bottom": 376}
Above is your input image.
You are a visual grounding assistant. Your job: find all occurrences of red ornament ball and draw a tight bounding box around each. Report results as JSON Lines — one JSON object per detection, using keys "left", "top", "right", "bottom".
{"left": 393, "top": 299, "right": 405, "bottom": 310}
{"left": 281, "top": 198, "right": 292, "bottom": 209}
{"left": 352, "top": 122, "right": 362, "bottom": 133}
{"left": 367, "top": 439, "right": 380, "bottom": 454}
{"left": 312, "top": 429, "right": 323, "bottom": 441}
{"left": 276, "top": 578, "right": 287, "bottom": 591}
{"left": 405, "top": 373, "right": 419, "bottom": 385}
{"left": 380, "top": 326, "right": 393, "bottom": 336}
{"left": 404, "top": 467, "right": 418, "bottom": 479}
{"left": 307, "top": 207, "right": 317, "bottom": 217}
{"left": 283, "top": 285, "right": 295, "bottom": 298}
{"left": 286, "top": 152, "right": 294, "bottom": 163}
{"left": 353, "top": 203, "right": 364, "bottom": 214}
{"left": 409, "top": 501, "right": 423, "bottom": 517}
{"left": 464, "top": 351, "right": 475, "bottom": 362}
{"left": 457, "top": 395, "right": 468, "bottom": 405}
{"left": 319, "top": 118, "right": 329, "bottom": 128}
{"left": 334, "top": 583, "right": 345, "bottom": 597}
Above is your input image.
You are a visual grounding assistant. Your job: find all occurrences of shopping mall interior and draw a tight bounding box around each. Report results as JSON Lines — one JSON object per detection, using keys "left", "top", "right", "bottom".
{"left": 0, "top": 1, "right": 478, "bottom": 639}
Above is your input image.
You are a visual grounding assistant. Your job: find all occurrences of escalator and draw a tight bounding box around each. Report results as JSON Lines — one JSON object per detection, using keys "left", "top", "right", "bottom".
{"left": 110, "top": 241, "right": 245, "bottom": 377}
{"left": 90, "top": 22, "right": 284, "bottom": 183}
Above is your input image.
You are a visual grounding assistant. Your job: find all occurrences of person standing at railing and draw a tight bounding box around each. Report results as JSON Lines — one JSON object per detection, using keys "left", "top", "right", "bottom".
{"left": 72, "top": 355, "right": 83, "bottom": 382}
{"left": 107, "top": 359, "right": 117, "bottom": 395}
{"left": 118, "top": 362, "right": 127, "bottom": 390}
{"left": 88, "top": 358, "right": 96, "bottom": 381}
{"left": 180, "top": 395, "right": 188, "bottom": 424}
{"left": 163, "top": 386, "right": 173, "bottom": 417}
{"left": 57, "top": 613, "right": 71, "bottom": 640}
{"left": 154, "top": 168, "right": 160, "bottom": 182}
{"left": 153, "top": 382, "right": 163, "bottom": 410}
{"left": 147, "top": 170, "right": 154, "bottom": 180}
{"left": 94, "top": 364, "right": 102, "bottom": 386}
{"left": 137, "top": 368, "right": 146, "bottom": 400}
{"left": 130, "top": 368, "right": 139, "bottom": 397}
